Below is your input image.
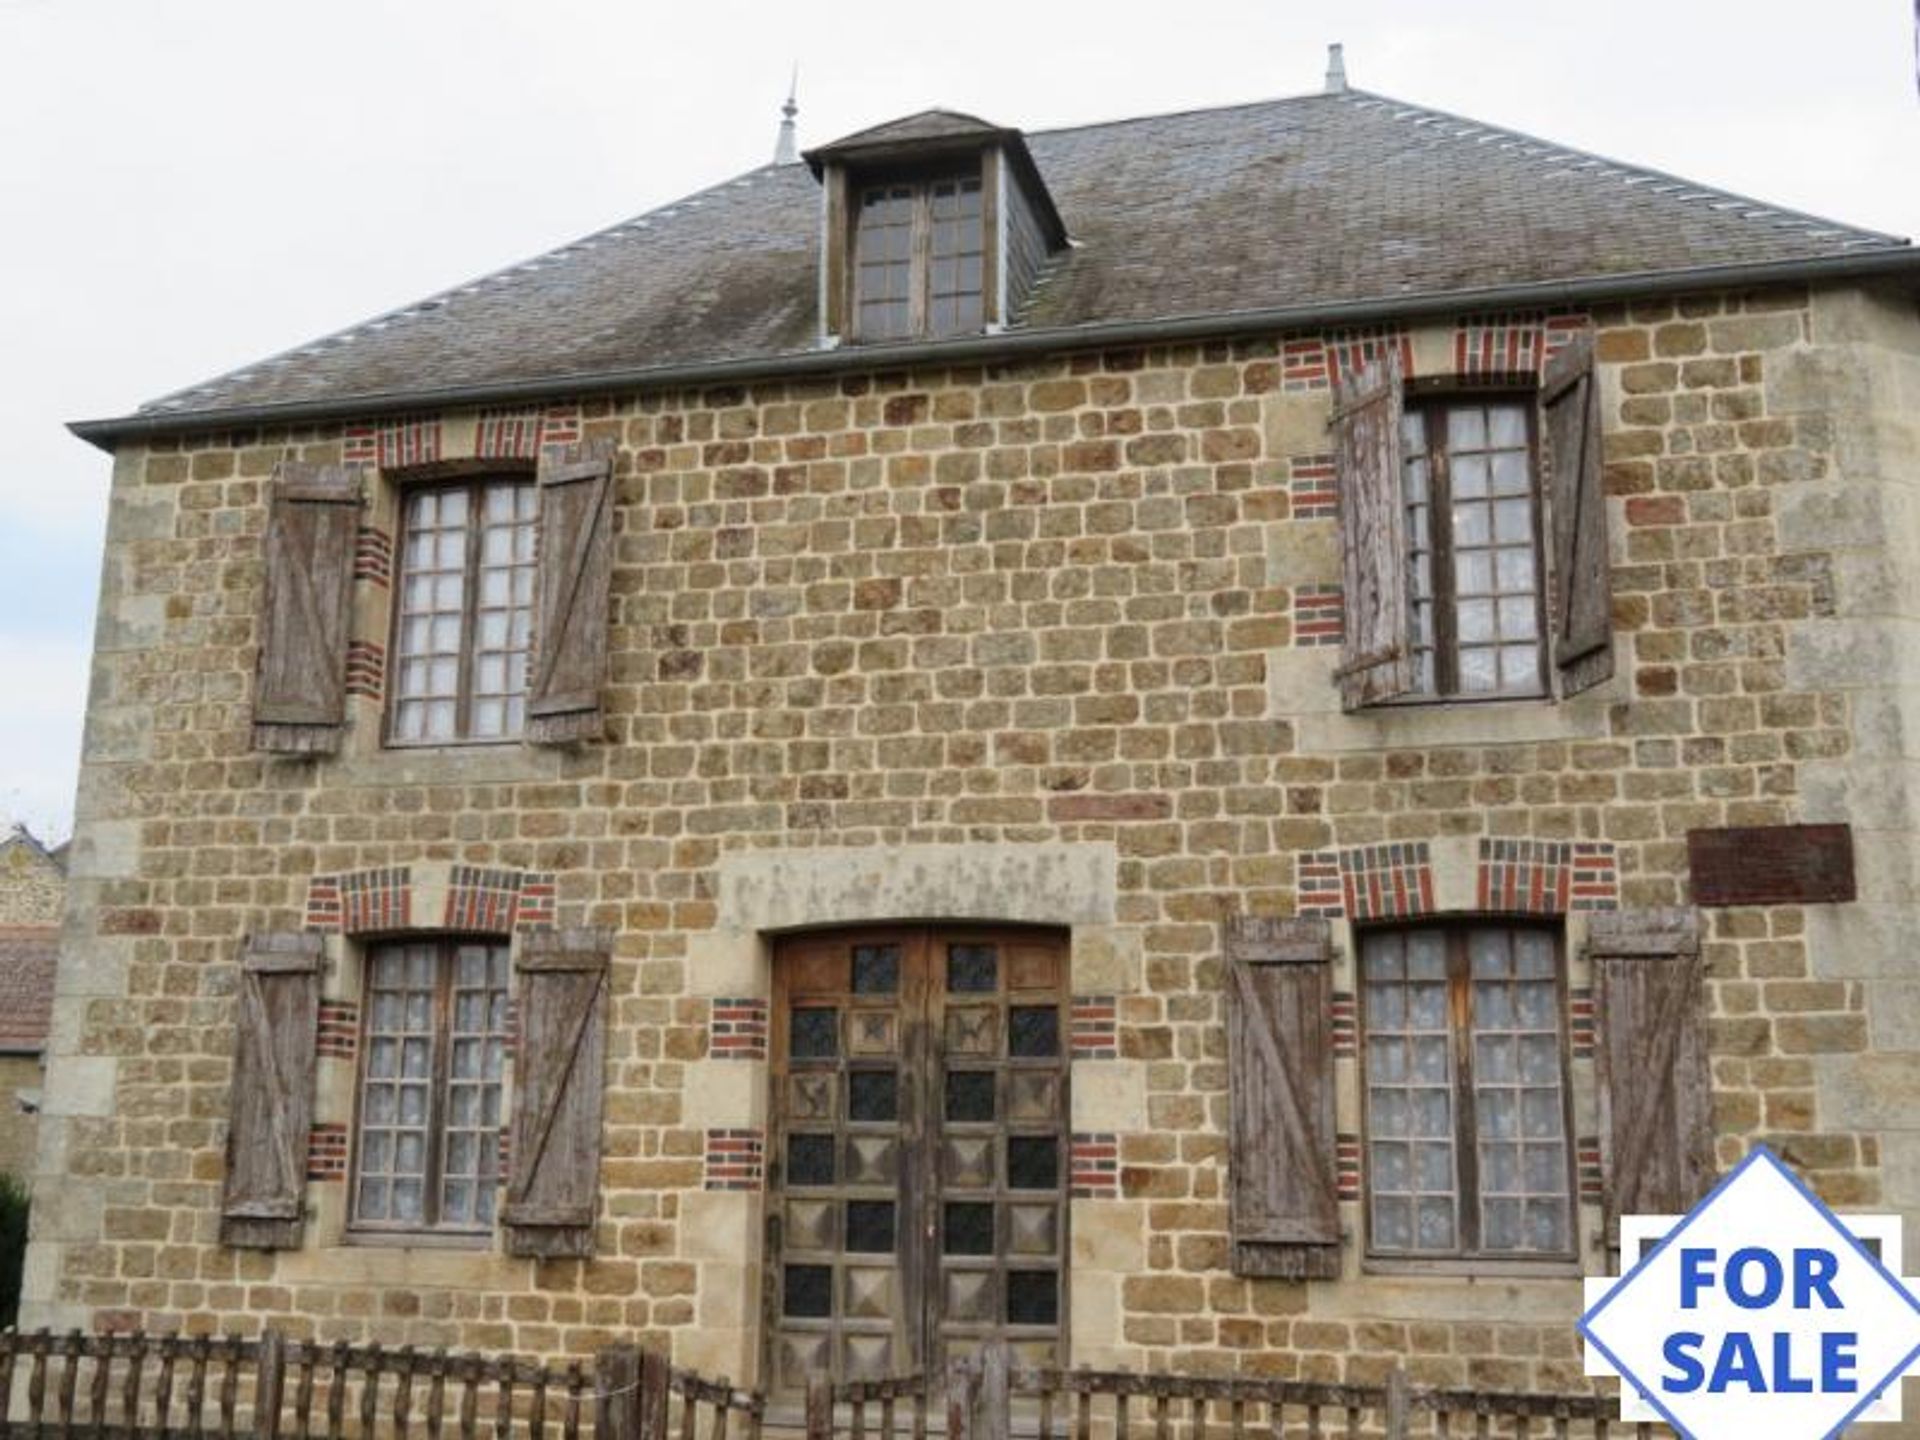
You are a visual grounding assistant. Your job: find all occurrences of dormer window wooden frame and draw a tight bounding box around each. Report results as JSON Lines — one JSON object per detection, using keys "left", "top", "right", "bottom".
{"left": 807, "top": 114, "right": 1066, "bottom": 348}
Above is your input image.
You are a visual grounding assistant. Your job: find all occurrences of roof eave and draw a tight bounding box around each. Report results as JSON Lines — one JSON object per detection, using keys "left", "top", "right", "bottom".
{"left": 71, "top": 246, "right": 1920, "bottom": 453}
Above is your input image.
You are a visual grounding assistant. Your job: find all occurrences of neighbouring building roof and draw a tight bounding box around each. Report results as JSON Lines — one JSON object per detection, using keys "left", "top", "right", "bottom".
{"left": 81, "top": 87, "right": 1914, "bottom": 439}
{"left": 0, "top": 928, "right": 57, "bottom": 1056}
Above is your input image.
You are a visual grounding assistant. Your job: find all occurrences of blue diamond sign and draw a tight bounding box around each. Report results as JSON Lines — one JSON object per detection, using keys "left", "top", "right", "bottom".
{"left": 1580, "top": 1146, "right": 1920, "bottom": 1437}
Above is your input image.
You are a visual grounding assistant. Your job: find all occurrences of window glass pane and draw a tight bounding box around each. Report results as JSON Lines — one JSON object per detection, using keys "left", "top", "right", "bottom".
{"left": 851, "top": 946, "right": 900, "bottom": 994}
{"left": 1363, "top": 930, "right": 1457, "bottom": 1254}
{"left": 790, "top": 1008, "right": 839, "bottom": 1059}
{"left": 1008, "top": 1006, "right": 1059, "bottom": 1058}
{"left": 944, "top": 1202, "right": 995, "bottom": 1256}
{"left": 946, "top": 1071, "right": 995, "bottom": 1123}
{"left": 1006, "top": 1271, "right": 1058, "bottom": 1326}
{"left": 1007, "top": 1137, "right": 1058, "bottom": 1190}
{"left": 948, "top": 945, "right": 998, "bottom": 993}
{"left": 1469, "top": 927, "right": 1570, "bottom": 1254}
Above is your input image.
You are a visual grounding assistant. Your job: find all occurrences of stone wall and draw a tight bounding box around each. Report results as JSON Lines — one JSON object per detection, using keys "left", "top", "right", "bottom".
{"left": 0, "top": 836, "right": 65, "bottom": 926}
{"left": 28, "top": 282, "right": 1920, "bottom": 1395}
{"left": 0, "top": 1056, "right": 42, "bottom": 1180}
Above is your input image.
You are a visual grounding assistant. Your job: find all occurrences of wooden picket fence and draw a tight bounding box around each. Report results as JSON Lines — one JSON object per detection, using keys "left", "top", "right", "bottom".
{"left": 803, "top": 1348, "right": 1668, "bottom": 1440}
{"left": 0, "top": 1328, "right": 762, "bottom": 1440}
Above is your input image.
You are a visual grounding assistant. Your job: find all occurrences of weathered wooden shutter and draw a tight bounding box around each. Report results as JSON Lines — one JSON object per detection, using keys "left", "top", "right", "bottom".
{"left": 1224, "top": 916, "right": 1342, "bottom": 1280}
{"left": 503, "top": 928, "right": 612, "bottom": 1258}
{"left": 1591, "top": 909, "right": 1714, "bottom": 1243}
{"left": 526, "top": 440, "right": 615, "bottom": 745}
{"left": 1331, "top": 349, "right": 1415, "bottom": 709}
{"left": 220, "top": 932, "right": 323, "bottom": 1249}
{"left": 253, "top": 461, "right": 361, "bottom": 754}
{"left": 1541, "top": 332, "right": 1614, "bottom": 696}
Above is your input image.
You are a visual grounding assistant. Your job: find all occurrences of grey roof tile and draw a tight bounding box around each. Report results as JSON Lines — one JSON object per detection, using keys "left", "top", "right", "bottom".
{"left": 136, "top": 88, "right": 1907, "bottom": 420}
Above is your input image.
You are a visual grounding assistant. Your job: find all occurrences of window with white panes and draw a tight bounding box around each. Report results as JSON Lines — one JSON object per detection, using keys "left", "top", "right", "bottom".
{"left": 1401, "top": 396, "right": 1546, "bottom": 697}
{"left": 351, "top": 940, "right": 511, "bottom": 1236}
{"left": 853, "top": 175, "right": 985, "bottom": 342}
{"left": 1361, "top": 925, "right": 1574, "bottom": 1261}
{"left": 389, "top": 480, "right": 537, "bottom": 744}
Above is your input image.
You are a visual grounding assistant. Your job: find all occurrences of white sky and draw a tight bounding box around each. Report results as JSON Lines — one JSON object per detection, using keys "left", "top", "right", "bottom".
{"left": 2, "top": 0, "right": 1916, "bottom": 841}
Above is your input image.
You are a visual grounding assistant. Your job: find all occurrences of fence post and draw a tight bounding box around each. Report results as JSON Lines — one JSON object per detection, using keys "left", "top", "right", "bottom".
{"left": 597, "top": 1345, "right": 641, "bottom": 1440}
{"left": 977, "top": 1345, "right": 1010, "bottom": 1440}
{"left": 641, "top": 1351, "right": 672, "bottom": 1440}
{"left": 1383, "top": 1365, "right": 1409, "bottom": 1440}
{"left": 945, "top": 1352, "right": 977, "bottom": 1440}
{"left": 806, "top": 1374, "right": 833, "bottom": 1440}
{"left": 257, "top": 1328, "right": 285, "bottom": 1440}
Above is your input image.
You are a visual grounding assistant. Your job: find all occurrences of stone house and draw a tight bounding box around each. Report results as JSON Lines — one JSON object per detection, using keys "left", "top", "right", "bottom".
{"left": 0, "top": 826, "right": 64, "bottom": 1179}
{"left": 34, "top": 62, "right": 1920, "bottom": 1403}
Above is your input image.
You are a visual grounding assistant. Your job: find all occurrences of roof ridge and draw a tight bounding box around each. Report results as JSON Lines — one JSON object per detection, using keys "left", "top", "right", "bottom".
{"left": 1024, "top": 88, "right": 1332, "bottom": 140}
{"left": 142, "top": 163, "right": 793, "bottom": 416}
{"left": 1337, "top": 88, "right": 1908, "bottom": 250}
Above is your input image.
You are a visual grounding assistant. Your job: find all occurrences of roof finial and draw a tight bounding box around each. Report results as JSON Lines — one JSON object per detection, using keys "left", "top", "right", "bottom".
{"left": 774, "top": 67, "right": 800, "bottom": 165}
{"left": 1323, "top": 42, "right": 1348, "bottom": 95}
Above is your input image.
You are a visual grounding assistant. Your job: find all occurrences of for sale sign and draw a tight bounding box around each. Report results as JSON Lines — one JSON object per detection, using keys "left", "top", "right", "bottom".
{"left": 1579, "top": 1146, "right": 1920, "bottom": 1438}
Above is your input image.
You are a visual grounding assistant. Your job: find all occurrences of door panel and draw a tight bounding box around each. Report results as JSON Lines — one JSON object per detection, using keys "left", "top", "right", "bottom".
{"left": 769, "top": 927, "right": 1068, "bottom": 1391}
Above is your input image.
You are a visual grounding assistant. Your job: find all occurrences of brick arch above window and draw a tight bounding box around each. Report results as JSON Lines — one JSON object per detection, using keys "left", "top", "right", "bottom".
{"left": 303, "top": 860, "right": 556, "bottom": 936}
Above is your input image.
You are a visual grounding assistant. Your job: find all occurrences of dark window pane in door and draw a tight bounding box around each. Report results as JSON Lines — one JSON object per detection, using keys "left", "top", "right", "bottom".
{"left": 791, "top": 1008, "right": 839, "bottom": 1059}
{"left": 946, "top": 1070, "right": 995, "bottom": 1123}
{"left": 783, "top": 1264, "right": 832, "bottom": 1318}
{"left": 944, "top": 1202, "right": 995, "bottom": 1256}
{"left": 947, "top": 945, "right": 998, "bottom": 993}
{"left": 848, "top": 1070, "right": 898, "bottom": 1123}
{"left": 1009, "top": 1006, "right": 1060, "bottom": 1058}
{"left": 1006, "top": 1270, "right": 1058, "bottom": 1326}
{"left": 845, "top": 1200, "right": 896, "bottom": 1253}
{"left": 1008, "top": 1137, "right": 1059, "bottom": 1190}
{"left": 852, "top": 946, "right": 900, "bottom": 994}
{"left": 788, "top": 1134, "right": 836, "bottom": 1186}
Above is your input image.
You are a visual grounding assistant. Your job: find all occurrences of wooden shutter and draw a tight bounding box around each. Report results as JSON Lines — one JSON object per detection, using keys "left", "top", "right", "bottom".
{"left": 1331, "top": 350, "right": 1415, "bottom": 710}
{"left": 526, "top": 440, "right": 615, "bottom": 745}
{"left": 503, "top": 928, "right": 612, "bottom": 1258}
{"left": 220, "top": 932, "right": 323, "bottom": 1250}
{"left": 1541, "top": 332, "right": 1614, "bottom": 696}
{"left": 1591, "top": 909, "right": 1714, "bottom": 1243}
{"left": 254, "top": 461, "right": 361, "bottom": 754}
{"left": 1224, "top": 916, "right": 1342, "bottom": 1280}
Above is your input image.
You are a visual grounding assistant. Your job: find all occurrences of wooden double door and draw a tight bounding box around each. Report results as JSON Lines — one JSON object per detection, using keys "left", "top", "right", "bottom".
{"left": 767, "top": 927, "right": 1070, "bottom": 1391}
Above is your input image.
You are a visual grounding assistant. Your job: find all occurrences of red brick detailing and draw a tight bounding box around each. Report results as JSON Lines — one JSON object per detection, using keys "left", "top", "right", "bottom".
{"left": 336, "top": 868, "right": 411, "bottom": 935}
{"left": 704, "top": 1129, "right": 764, "bottom": 1192}
{"left": 1323, "top": 329, "right": 1415, "bottom": 388}
{"left": 539, "top": 405, "right": 583, "bottom": 446}
{"left": 343, "top": 424, "right": 377, "bottom": 465}
{"left": 1569, "top": 987, "right": 1596, "bottom": 1059}
{"left": 1299, "top": 850, "right": 1344, "bottom": 917}
{"left": 1294, "top": 585, "right": 1344, "bottom": 647}
{"left": 1341, "top": 842, "right": 1434, "bottom": 921}
{"left": 1047, "top": 793, "right": 1172, "bottom": 823}
{"left": 1070, "top": 996, "right": 1118, "bottom": 1060}
{"left": 1330, "top": 991, "right": 1357, "bottom": 1059}
{"left": 1335, "top": 1133, "right": 1362, "bottom": 1202}
{"left": 497, "top": 1127, "right": 511, "bottom": 1183}
{"left": 444, "top": 866, "right": 524, "bottom": 934}
{"left": 317, "top": 1000, "right": 359, "bottom": 1060}
{"left": 378, "top": 417, "right": 442, "bottom": 469}
{"left": 514, "top": 877, "right": 557, "bottom": 930}
{"left": 476, "top": 408, "right": 546, "bottom": 460}
{"left": 307, "top": 1123, "right": 348, "bottom": 1181}
{"left": 1576, "top": 1136, "right": 1604, "bottom": 1204}
{"left": 344, "top": 640, "right": 384, "bottom": 700}
{"left": 1289, "top": 453, "right": 1337, "bottom": 520}
{"left": 710, "top": 998, "right": 769, "bottom": 1060}
{"left": 1625, "top": 494, "right": 1686, "bottom": 527}
{"left": 305, "top": 877, "right": 342, "bottom": 931}
{"left": 1571, "top": 843, "right": 1618, "bottom": 911}
{"left": 1451, "top": 312, "right": 1589, "bottom": 376}
{"left": 1281, "top": 338, "right": 1329, "bottom": 392}
{"left": 1476, "top": 838, "right": 1573, "bottom": 914}
{"left": 1070, "top": 1133, "right": 1119, "bottom": 1199}
{"left": 353, "top": 524, "right": 393, "bottom": 586}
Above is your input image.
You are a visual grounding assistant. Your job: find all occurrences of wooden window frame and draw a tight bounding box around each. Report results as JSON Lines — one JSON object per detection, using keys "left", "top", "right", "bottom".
{"left": 1357, "top": 919, "right": 1579, "bottom": 1274}
{"left": 847, "top": 166, "right": 990, "bottom": 344}
{"left": 1399, "top": 376, "right": 1549, "bottom": 703}
{"left": 384, "top": 469, "right": 538, "bottom": 749}
{"left": 346, "top": 936, "right": 510, "bottom": 1246}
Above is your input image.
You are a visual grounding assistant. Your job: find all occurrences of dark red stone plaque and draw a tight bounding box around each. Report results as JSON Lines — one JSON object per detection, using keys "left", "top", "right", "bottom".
{"left": 1688, "top": 824, "right": 1855, "bottom": 907}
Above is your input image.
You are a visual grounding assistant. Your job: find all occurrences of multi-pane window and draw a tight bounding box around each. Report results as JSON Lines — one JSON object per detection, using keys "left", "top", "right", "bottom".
{"left": 1402, "top": 398, "right": 1545, "bottom": 697}
{"left": 353, "top": 940, "right": 511, "bottom": 1235}
{"left": 1361, "top": 925, "right": 1573, "bottom": 1260}
{"left": 389, "top": 480, "right": 537, "bottom": 744}
{"left": 853, "top": 176, "right": 985, "bottom": 341}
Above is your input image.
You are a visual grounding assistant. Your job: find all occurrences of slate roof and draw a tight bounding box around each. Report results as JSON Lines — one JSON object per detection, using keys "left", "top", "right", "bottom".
{"left": 113, "top": 87, "right": 1912, "bottom": 428}
{"left": 0, "top": 928, "right": 57, "bottom": 1056}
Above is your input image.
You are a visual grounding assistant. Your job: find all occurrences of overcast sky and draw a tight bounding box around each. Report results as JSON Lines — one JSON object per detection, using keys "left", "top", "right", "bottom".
{"left": 2, "top": 0, "right": 1915, "bottom": 840}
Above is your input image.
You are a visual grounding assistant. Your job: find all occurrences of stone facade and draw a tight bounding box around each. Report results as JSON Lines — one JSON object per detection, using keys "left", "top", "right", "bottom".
{"left": 0, "top": 828, "right": 63, "bottom": 1179}
{"left": 29, "top": 282, "right": 1920, "bottom": 1399}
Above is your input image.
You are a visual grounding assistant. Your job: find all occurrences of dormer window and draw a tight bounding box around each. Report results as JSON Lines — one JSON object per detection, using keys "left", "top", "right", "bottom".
{"left": 855, "top": 175, "right": 986, "bottom": 340}
{"left": 807, "top": 110, "right": 1065, "bottom": 347}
